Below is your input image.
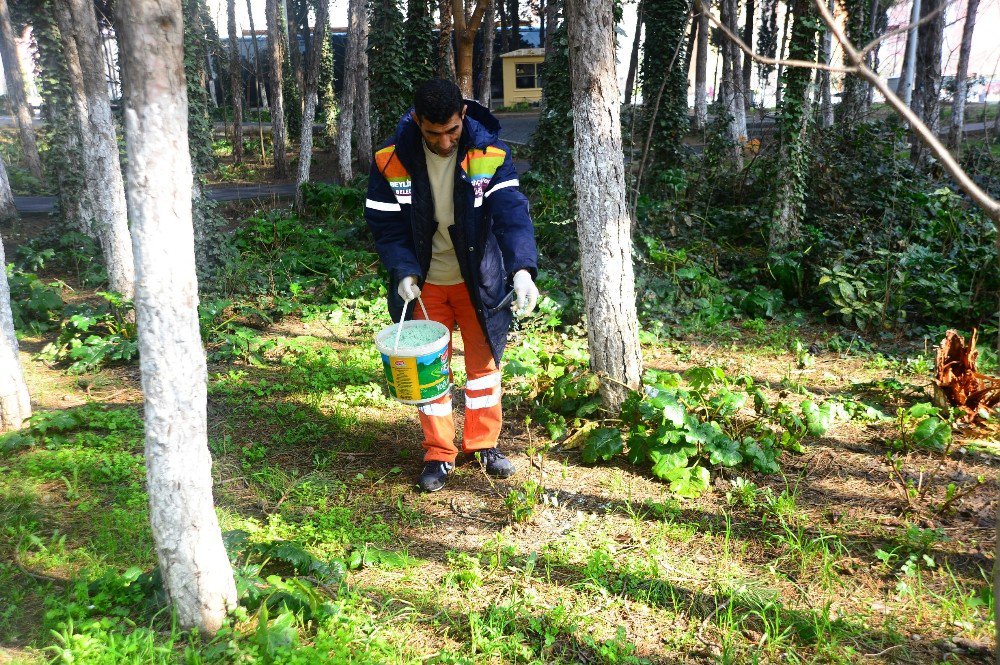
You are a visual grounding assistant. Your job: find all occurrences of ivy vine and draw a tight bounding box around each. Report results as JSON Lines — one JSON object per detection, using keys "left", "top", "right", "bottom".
{"left": 638, "top": 0, "right": 691, "bottom": 171}
{"left": 367, "top": 0, "right": 411, "bottom": 143}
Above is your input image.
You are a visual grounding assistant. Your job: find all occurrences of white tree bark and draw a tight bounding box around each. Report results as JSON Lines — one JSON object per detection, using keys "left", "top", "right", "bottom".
{"left": 896, "top": 0, "right": 920, "bottom": 106}
{"left": 720, "top": 0, "right": 747, "bottom": 166}
{"left": 117, "top": 0, "right": 237, "bottom": 636}
{"left": 336, "top": 0, "right": 364, "bottom": 182}
{"left": 947, "top": 0, "right": 979, "bottom": 152}
{"left": 265, "top": 0, "right": 289, "bottom": 177}
{"left": 566, "top": 0, "right": 643, "bottom": 412}
{"left": 0, "top": 157, "right": 30, "bottom": 432}
{"left": 0, "top": 0, "right": 42, "bottom": 181}
{"left": 295, "top": 0, "right": 329, "bottom": 211}
{"left": 54, "top": 0, "right": 135, "bottom": 301}
{"left": 693, "top": 0, "right": 709, "bottom": 129}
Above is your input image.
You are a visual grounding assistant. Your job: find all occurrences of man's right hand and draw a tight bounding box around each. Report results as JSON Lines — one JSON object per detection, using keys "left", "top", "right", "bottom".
{"left": 397, "top": 275, "right": 421, "bottom": 302}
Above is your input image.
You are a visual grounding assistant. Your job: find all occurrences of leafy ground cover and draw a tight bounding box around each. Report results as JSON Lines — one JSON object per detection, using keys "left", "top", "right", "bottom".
{"left": 2, "top": 182, "right": 997, "bottom": 663}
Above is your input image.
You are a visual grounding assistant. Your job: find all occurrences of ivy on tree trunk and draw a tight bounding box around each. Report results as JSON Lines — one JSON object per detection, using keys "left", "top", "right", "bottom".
{"left": 0, "top": 0, "right": 43, "bottom": 180}
{"left": 639, "top": 0, "right": 690, "bottom": 170}
{"left": 368, "top": 0, "right": 409, "bottom": 142}
{"left": 769, "top": 0, "right": 817, "bottom": 253}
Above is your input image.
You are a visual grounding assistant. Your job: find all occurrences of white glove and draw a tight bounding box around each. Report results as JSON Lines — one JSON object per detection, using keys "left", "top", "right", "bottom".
{"left": 397, "top": 275, "right": 421, "bottom": 302}
{"left": 512, "top": 270, "right": 539, "bottom": 316}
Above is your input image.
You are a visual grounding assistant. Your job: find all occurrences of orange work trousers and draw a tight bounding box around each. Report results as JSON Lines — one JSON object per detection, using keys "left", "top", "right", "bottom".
{"left": 414, "top": 282, "right": 502, "bottom": 463}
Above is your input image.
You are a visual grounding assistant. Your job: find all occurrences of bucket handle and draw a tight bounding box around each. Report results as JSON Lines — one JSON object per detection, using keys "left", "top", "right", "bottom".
{"left": 393, "top": 296, "right": 430, "bottom": 353}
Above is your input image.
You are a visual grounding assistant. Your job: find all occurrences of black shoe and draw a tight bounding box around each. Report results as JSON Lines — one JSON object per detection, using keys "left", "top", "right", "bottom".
{"left": 476, "top": 447, "right": 515, "bottom": 479}
{"left": 418, "top": 461, "right": 454, "bottom": 492}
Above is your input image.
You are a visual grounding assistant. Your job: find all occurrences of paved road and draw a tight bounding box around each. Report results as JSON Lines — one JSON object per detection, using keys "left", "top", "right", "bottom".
{"left": 13, "top": 183, "right": 298, "bottom": 215}
{"left": 11, "top": 113, "right": 541, "bottom": 215}
{"left": 494, "top": 112, "right": 539, "bottom": 145}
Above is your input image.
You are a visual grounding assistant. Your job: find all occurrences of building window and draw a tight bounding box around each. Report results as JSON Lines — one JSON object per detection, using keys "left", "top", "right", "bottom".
{"left": 515, "top": 62, "right": 539, "bottom": 89}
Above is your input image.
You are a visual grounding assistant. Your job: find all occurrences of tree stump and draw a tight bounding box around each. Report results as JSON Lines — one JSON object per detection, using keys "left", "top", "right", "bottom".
{"left": 933, "top": 329, "right": 1000, "bottom": 422}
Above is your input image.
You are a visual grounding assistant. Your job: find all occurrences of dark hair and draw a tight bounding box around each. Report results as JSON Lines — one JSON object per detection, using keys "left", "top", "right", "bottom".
{"left": 413, "top": 79, "right": 463, "bottom": 124}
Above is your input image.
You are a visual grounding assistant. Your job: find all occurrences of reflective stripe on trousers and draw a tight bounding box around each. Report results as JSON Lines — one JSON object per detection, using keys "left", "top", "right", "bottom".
{"left": 415, "top": 282, "right": 502, "bottom": 463}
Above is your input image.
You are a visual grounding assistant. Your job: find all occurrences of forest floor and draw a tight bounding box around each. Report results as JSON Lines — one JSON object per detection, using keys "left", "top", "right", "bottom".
{"left": 1, "top": 128, "right": 999, "bottom": 661}
{"left": 1, "top": 250, "right": 998, "bottom": 662}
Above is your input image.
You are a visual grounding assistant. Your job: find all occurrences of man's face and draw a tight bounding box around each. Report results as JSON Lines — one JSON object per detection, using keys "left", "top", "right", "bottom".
{"left": 413, "top": 106, "right": 466, "bottom": 157}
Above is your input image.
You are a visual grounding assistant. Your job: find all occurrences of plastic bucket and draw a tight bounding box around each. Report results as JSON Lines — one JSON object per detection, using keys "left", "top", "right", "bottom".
{"left": 374, "top": 319, "right": 452, "bottom": 405}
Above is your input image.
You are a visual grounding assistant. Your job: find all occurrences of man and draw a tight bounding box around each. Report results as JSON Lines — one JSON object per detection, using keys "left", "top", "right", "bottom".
{"left": 365, "top": 78, "right": 539, "bottom": 492}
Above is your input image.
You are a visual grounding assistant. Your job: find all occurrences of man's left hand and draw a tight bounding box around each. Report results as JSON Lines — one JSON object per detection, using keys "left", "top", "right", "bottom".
{"left": 512, "top": 270, "right": 539, "bottom": 317}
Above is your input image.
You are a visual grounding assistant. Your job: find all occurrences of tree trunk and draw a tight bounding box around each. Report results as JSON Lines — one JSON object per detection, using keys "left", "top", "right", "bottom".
{"left": 544, "top": 0, "right": 558, "bottom": 52}
{"left": 295, "top": 0, "right": 329, "bottom": 211}
{"left": 116, "top": 0, "right": 237, "bottom": 636}
{"left": 741, "top": 0, "right": 754, "bottom": 110}
{"left": 623, "top": 0, "right": 642, "bottom": 107}
{"left": 453, "top": 0, "right": 490, "bottom": 98}
{"left": 353, "top": 14, "right": 372, "bottom": 176}
{"left": 840, "top": 0, "right": 870, "bottom": 122}
{"left": 720, "top": 0, "right": 747, "bottom": 165}
{"left": 538, "top": 0, "right": 545, "bottom": 45}
{"left": 995, "top": 493, "right": 999, "bottom": 665}
{"left": 693, "top": 0, "right": 708, "bottom": 129}
{"left": 774, "top": 5, "right": 791, "bottom": 107}
{"left": 0, "top": 185, "right": 30, "bottom": 432}
{"left": 265, "top": 0, "right": 289, "bottom": 177}
{"left": 509, "top": 0, "right": 520, "bottom": 47}
{"left": 497, "top": 0, "right": 509, "bottom": 52}
{"left": 285, "top": 0, "right": 304, "bottom": 96}
{"left": 910, "top": 0, "right": 943, "bottom": 165}
{"left": 227, "top": 0, "right": 244, "bottom": 163}
{"left": 54, "top": 0, "right": 135, "bottom": 301}
{"left": 566, "top": 0, "right": 642, "bottom": 413}
{"left": 818, "top": 0, "right": 833, "bottom": 127}
{"left": 246, "top": 0, "right": 268, "bottom": 162}
{"left": 477, "top": 0, "right": 495, "bottom": 107}
{"left": 0, "top": 0, "right": 42, "bottom": 181}
{"left": 622, "top": 0, "right": 642, "bottom": 107}
{"left": 336, "top": 0, "right": 362, "bottom": 182}
{"left": 769, "top": 0, "right": 816, "bottom": 252}
{"left": 947, "top": 0, "right": 979, "bottom": 152}
{"left": 897, "top": 0, "right": 920, "bottom": 106}
{"left": 438, "top": 0, "right": 457, "bottom": 80}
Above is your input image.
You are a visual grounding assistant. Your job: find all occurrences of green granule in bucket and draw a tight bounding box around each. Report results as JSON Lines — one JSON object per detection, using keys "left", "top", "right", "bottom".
{"left": 396, "top": 323, "right": 445, "bottom": 348}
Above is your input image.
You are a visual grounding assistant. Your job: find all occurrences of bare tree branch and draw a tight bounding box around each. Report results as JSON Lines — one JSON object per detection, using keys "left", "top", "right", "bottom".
{"left": 706, "top": 11, "right": 856, "bottom": 74}
{"left": 857, "top": 0, "right": 950, "bottom": 59}
{"left": 711, "top": 0, "right": 1000, "bottom": 228}
{"left": 812, "top": 0, "right": 1000, "bottom": 228}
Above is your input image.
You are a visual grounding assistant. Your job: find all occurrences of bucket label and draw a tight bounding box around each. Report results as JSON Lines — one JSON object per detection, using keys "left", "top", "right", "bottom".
{"left": 382, "top": 347, "right": 451, "bottom": 402}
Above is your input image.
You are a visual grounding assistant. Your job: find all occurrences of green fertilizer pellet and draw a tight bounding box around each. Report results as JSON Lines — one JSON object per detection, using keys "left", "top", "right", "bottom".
{"left": 394, "top": 323, "right": 445, "bottom": 348}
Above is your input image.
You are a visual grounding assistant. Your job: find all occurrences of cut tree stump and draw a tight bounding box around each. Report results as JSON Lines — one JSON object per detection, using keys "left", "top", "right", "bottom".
{"left": 933, "top": 329, "right": 1000, "bottom": 422}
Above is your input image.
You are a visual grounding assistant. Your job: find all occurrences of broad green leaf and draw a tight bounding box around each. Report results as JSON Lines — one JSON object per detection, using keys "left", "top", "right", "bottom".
{"left": 911, "top": 416, "right": 951, "bottom": 451}
{"left": 580, "top": 428, "right": 624, "bottom": 464}
{"left": 907, "top": 403, "right": 940, "bottom": 418}
{"left": 709, "top": 389, "right": 747, "bottom": 418}
{"left": 706, "top": 436, "right": 743, "bottom": 467}
{"left": 663, "top": 465, "right": 711, "bottom": 498}
{"left": 683, "top": 366, "right": 725, "bottom": 390}
{"left": 683, "top": 420, "right": 718, "bottom": 446}
{"left": 649, "top": 447, "right": 693, "bottom": 479}
{"left": 801, "top": 400, "right": 849, "bottom": 436}
{"left": 743, "top": 438, "right": 781, "bottom": 474}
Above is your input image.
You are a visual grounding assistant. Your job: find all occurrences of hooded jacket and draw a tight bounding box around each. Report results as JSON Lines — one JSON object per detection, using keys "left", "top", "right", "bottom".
{"left": 365, "top": 101, "right": 538, "bottom": 364}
